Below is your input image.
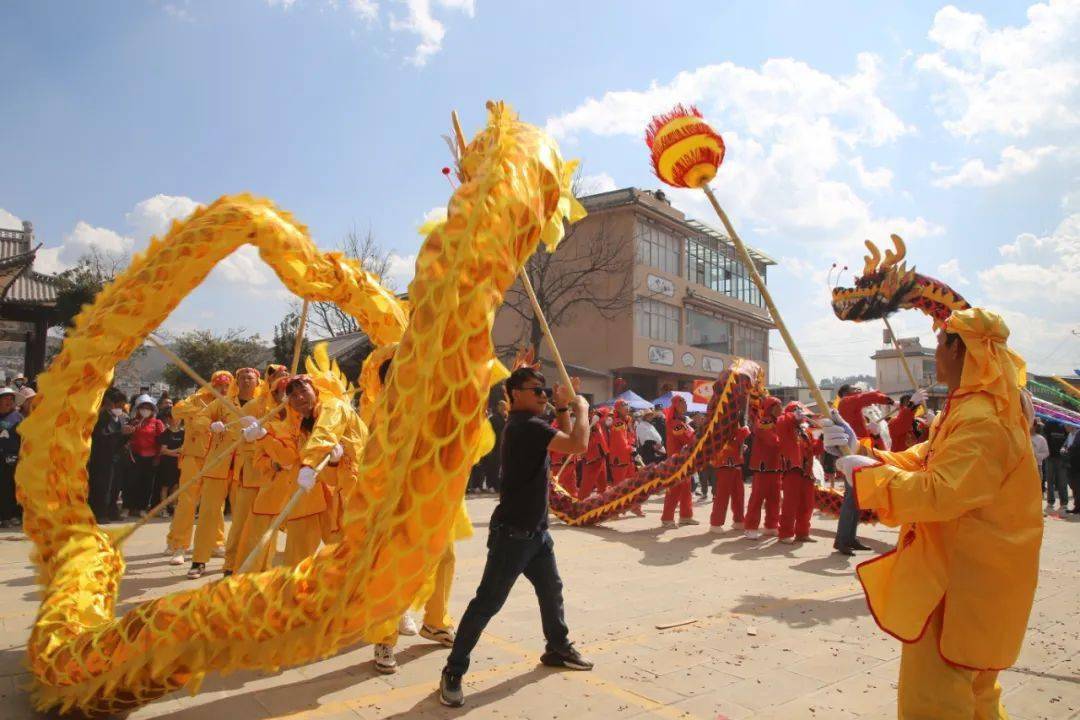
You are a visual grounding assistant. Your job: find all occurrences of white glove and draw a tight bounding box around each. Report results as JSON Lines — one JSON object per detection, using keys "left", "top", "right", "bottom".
{"left": 242, "top": 422, "right": 266, "bottom": 442}
{"left": 297, "top": 466, "right": 317, "bottom": 492}
{"left": 239, "top": 415, "right": 257, "bottom": 428}
{"left": 924, "top": 409, "right": 936, "bottom": 424}
{"left": 910, "top": 389, "right": 928, "bottom": 406}
{"left": 821, "top": 411, "right": 858, "bottom": 456}
{"left": 209, "top": 421, "right": 226, "bottom": 434}
{"left": 329, "top": 443, "right": 344, "bottom": 463}
{"left": 835, "top": 454, "right": 878, "bottom": 484}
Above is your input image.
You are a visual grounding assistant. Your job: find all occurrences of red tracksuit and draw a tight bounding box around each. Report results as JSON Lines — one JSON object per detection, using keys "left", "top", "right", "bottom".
{"left": 710, "top": 425, "right": 749, "bottom": 528}
{"left": 837, "top": 390, "right": 893, "bottom": 444}
{"left": 887, "top": 404, "right": 916, "bottom": 452}
{"left": 607, "top": 415, "right": 636, "bottom": 486}
{"left": 744, "top": 399, "right": 783, "bottom": 531}
{"left": 578, "top": 420, "right": 609, "bottom": 499}
{"left": 660, "top": 412, "right": 696, "bottom": 521}
{"left": 778, "top": 412, "right": 821, "bottom": 540}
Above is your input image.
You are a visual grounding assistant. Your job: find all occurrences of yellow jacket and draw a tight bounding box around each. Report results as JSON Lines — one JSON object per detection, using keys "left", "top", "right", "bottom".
{"left": 854, "top": 390, "right": 1042, "bottom": 670}
{"left": 252, "top": 416, "right": 328, "bottom": 520}
{"left": 172, "top": 390, "right": 215, "bottom": 461}
{"left": 300, "top": 395, "right": 369, "bottom": 496}
{"left": 200, "top": 395, "right": 251, "bottom": 481}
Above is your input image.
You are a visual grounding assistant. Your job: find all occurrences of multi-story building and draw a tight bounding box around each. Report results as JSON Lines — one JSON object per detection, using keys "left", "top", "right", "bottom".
{"left": 871, "top": 331, "right": 947, "bottom": 409}
{"left": 492, "top": 187, "right": 775, "bottom": 402}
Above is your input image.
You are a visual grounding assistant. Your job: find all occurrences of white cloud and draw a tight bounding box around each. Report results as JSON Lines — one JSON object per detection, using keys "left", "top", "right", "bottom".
{"left": 850, "top": 157, "right": 893, "bottom": 190}
{"left": 577, "top": 172, "right": 618, "bottom": 194}
{"left": 936, "top": 257, "right": 970, "bottom": 285}
{"left": 0, "top": 208, "right": 21, "bottom": 230}
{"left": 348, "top": 0, "right": 379, "bottom": 21}
{"left": 125, "top": 194, "right": 201, "bottom": 239}
{"left": 163, "top": 3, "right": 193, "bottom": 21}
{"left": 420, "top": 205, "right": 447, "bottom": 228}
{"left": 385, "top": 252, "right": 417, "bottom": 290}
{"left": 981, "top": 213, "right": 1080, "bottom": 310}
{"left": 546, "top": 55, "right": 937, "bottom": 248}
{"left": 212, "top": 244, "right": 273, "bottom": 287}
{"left": 34, "top": 221, "right": 135, "bottom": 274}
{"left": 931, "top": 145, "right": 1057, "bottom": 188}
{"left": 916, "top": 2, "right": 1080, "bottom": 138}
{"left": 390, "top": 0, "right": 474, "bottom": 66}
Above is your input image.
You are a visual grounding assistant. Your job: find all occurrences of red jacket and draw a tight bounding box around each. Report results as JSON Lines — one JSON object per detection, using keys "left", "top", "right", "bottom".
{"left": 776, "top": 411, "right": 803, "bottom": 470}
{"left": 608, "top": 415, "right": 635, "bottom": 466}
{"left": 664, "top": 408, "right": 695, "bottom": 456}
{"left": 837, "top": 390, "right": 893, "bottom": 440}
{"left": 583, "top": 420, "right": 609, "bottom": 465}
{"left": 887, "top": 404, "right": 917, "bottom": 452}
{"left": 712, "top": 426, "right": 750, "bottom": 467}
{"left": 129, "top": 417, "right": 165, "bottom": 458}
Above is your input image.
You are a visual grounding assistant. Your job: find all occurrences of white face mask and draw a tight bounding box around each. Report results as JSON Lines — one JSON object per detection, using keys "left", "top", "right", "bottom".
{"left": 110, "top": 408, "right": 125, "bottom": 418}
{"left": 604, "top": 417, "right": 613, "bottom": 427}
{"left": 138, "top": 408, "right": 153, "bottom": 419}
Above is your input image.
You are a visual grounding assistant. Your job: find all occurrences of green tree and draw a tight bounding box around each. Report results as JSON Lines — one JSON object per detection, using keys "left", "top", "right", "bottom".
{"left": 161, "top": 329, "right": 268, "bottom": 392}
{"left": 51, "top": 248, "right": 128, "bottom": 329}
{"left": 271, "top": 311, "right": 312, "bottom": 368}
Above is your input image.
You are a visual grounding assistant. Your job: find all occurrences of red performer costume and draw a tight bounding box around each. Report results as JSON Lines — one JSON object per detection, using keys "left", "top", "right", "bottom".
{"left": 778, "top": 403, "right": 822, "bottom": 542}
{"left": 744, "top": 396, "right": 784, "bottom": 535}
{"left": 607, "top": 401, "right": 636, "bottom": 485}
{"left": 709, "top": 425, "right": 749, "bottom": 530}
{"left": 886, "top": 403, "right": 917, "bottom": 453}
{"left": 577, "top": 409, "right": 609, "bottom": 500}
{"left": 837, "top": 389, "right": 894, "bottom": 450}
{"left": 660, "top": 396, "right": 697, "bottom": 524}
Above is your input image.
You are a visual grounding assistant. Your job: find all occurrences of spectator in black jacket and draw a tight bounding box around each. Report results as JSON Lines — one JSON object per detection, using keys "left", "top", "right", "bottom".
{"left": 0, "top": 388, "right": 24, "bottom": 528}
{"left": 1043, "top": 419, "right": 1070, "bottom": 513}
{"left": 1067, "top": 427, "right": 1080, "bottom": 515}
{"left": 88, "top": 389, "right": 127, "bottom": 523}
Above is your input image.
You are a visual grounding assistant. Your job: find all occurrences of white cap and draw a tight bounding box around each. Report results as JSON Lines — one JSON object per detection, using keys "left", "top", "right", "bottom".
{"left": 133, "top": 394, "right": 156, "bottom": 409}
{"left": 0, "top": 388, "right": 16, "bottom": 398}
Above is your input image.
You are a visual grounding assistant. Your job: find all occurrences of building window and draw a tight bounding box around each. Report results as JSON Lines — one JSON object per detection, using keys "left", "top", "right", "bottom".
{"left": 922, "top": 360, "right": 936, "bottom": 383}
{"left": 634, "top": 297, "right": 680, "bottom": 343}
{"left": 685, "top": 307, "right": 733, "bottom": 353}
{"left": 635, "top": 220, "right": 681, "bottom": 276}
{"left": 735, "top": 324, "right": 768, "bottom": 363}
{"left": 686, "top": 236, "right": 765, "bottom": 308}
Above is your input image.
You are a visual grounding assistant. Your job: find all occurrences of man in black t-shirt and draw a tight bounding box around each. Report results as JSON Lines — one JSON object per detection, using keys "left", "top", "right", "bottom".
{"left": 440, "top": 367, "right": 592, "bottom": 708}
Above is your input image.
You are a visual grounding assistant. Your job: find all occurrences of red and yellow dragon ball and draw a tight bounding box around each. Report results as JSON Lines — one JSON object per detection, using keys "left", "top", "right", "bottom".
{"left": 645, "top": 104, "right": 725, "bottom": 189}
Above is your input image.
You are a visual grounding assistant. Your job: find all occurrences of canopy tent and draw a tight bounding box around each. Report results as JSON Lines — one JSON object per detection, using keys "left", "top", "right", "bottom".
{"left": 595, "top": 389, "right": 653, "bottom": 410}
{"left": 651, "top": 390, "right": 708, "bottom": 414}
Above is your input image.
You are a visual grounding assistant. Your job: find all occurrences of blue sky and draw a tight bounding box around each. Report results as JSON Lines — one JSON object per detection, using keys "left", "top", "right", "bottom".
{"left": 1, "top": 0, "right": 1077, "bottom": 383}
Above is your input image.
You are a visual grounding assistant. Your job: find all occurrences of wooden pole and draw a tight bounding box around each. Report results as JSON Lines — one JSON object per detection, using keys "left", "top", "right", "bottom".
{"left": 290, "top": 300, "right": 310, "bottom": 374}
{"left": 882, "top": 315, "right": 919, "bottom": 393}
{"left": 236, "top": 452, "right": 334, "bottom": 573}
{"left": 701, "top": 185, "right": 829, "bottom": 413}
{"left": 147, "top": 335, "right": 245, "bottom": 420}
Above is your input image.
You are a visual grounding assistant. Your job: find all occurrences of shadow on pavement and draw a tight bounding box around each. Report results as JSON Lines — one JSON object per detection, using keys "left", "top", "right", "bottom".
{"left": 729, "top": 593, "right": 868, "bottom": 628}
{"left": 376, "top": 665, "right": 550, "bottom": 720}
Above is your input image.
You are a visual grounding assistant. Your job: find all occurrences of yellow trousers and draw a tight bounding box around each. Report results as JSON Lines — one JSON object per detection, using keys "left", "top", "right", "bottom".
{"left": 223, "top": 486, "right": 258, "bottom": 572}
{"left": 166, "top": 456, "right": 223, "bottom": 552}
{"left": 379, "top": 544, "right": 456, "bottom": 646}
{"left": 192, "top": 475, "right": 230, "bottom": 564}
{"left": 898, "top": 607, "right": 1008, "bottom": 719}
{"left": 241, "top": 513, "right": 323, "bottom": 571}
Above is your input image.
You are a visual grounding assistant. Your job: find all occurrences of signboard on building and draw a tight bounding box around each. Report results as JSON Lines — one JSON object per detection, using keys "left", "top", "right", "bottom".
{"left": 692, "top": 379, "right": 714, "bottom": 405}
{"left": 681, "top": 352, "right": 695, "bottom": 368}
{"left": 646, "top": 274, "right": 675, "bottom": 297}
{"left": 648, "top": 345, "right": 674, "bottom": 366}
{"left": 701, "top": 355, "right": 725, "bottom": 374}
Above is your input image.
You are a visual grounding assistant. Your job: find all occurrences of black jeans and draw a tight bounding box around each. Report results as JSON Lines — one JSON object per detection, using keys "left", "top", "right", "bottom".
{"left": 0, "top": 460, "right": 18, "bottom": 522}
{"left": 123, "top": 455, "right": 157, "bottom": 512}
{"left": 445, "top": 526, "right": 571, "bottom": 676}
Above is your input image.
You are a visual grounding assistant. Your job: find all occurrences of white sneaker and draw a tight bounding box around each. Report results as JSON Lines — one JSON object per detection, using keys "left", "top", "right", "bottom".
{"left": 709, "top": 525, "right": 725, "bottom": 534}
{"left": 212, "top": 546, "right": 226, "bottom": 558}
{"left": 1045, "top": 503, "right": 1054, "bottom": 514}
{"left": 169, "top": 550, "right": 186, "bottom": 566}
{"left": 661, "top": 520, "right": 678, "bottom": 529}
{"left": 779, "top": 537, "right": 796, "bottom": 544}
{"left": 678, "top": 517, "right": 701, "bottom": 526}
{"left": 744, "top": 530, "right": 762, "bottom": 540}
{"left": 398, "top": 614, "right": 419, "bottom": 636}
{"left": 373, "top": 643, "right": 397, "bottom": 674}
{"left": 163, "top": 546, "right": 175, "bottom": 557}
{"left": 420, "top": 624, "right": 456, "bottom": 647}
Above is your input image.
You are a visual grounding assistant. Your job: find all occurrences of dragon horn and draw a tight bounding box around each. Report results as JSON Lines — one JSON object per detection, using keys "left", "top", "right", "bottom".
{"left": 882, "top": 234, "right": 906, "bottom": 269}
{"left": 863, "top": 239, "right": 881, "bottom": 275}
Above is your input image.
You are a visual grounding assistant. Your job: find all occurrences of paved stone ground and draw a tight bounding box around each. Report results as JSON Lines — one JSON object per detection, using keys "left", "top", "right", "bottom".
{"left": 1, "top": 495, "right": 1079, "bottom": 720}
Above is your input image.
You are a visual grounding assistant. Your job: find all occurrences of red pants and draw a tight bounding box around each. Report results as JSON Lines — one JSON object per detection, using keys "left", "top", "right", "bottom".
{"left": 577, "top": 460, "right": 608, "bottom": 500}
{"left": 744, "top": 471, "right": 781, "bottom": 530}
{"left": 709, "top": 467, "right": 745, "bottom": 527}
{"left": 778, "top": 470, "right": 814, "bottom": 539}
{"left": 661, "top": 479, "right": 693, "bottom": 521}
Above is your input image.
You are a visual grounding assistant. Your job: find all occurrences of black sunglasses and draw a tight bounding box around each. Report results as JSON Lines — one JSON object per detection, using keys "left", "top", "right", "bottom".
{"left": 517, "top": 385, "right": 549, "bottom": 397}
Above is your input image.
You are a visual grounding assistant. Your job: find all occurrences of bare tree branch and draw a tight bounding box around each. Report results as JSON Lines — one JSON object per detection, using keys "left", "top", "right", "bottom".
{"left": 301, "top": 224, "right": 396, "bottom": 337}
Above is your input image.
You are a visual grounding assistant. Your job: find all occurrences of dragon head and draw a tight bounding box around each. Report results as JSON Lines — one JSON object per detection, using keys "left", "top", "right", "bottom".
{"left": 831, "top": 234, "right": 970, "bottom": 325}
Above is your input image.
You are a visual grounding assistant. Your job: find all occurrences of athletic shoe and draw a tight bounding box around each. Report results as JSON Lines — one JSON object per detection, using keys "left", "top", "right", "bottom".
{"left": 373, "top": 644, "right": 397, "bottom": 674}
{"left": 398, "top": 614, "right": 419, "bottom": 636}
{"left": 744, "top": 530, "right": 762, "bottom": 540}
{"left": 211, "top": 546, "right": 226, "bottom": 558}
{"left": 187, "top": 562, "right": 206, "bottom": 580}
{"left": 795, "top": 535, "right": 816, "bottom": 543}
{"left": 439, "top": 670, "right": 464, "bottom": 707}
{"left": 163, "top": 546, "right": 175, "bottom": 557}
{"left": 1044, "top": 503, "right": 1054, "bottom": 514}
{"left": 678, "top": 517, "right": 701, "bottom": 526}
{"left": 852, "top": 541, "right": 873, "bottom": 551}
{"left": 779, "top": 537, "right": 796, "bottom": 544}
{"left": 540, "top": 644, "right": 593, "bottom": 671}
{"left": 709, "top": 525, "right": 725, "bottom": 534}
{"left": 420, "top": 624, "right": 456, "bottom": 647}
{"left": 834, "top": 546, "right": 855, "bottom": 557}
{"left": 169, "top": 550, "right": 186, "bottom": 566}
{"left": 661, "top": 520, "right": 678, "bottom": 529}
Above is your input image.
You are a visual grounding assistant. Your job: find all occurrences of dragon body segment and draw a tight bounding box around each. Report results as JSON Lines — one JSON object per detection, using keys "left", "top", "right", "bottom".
{"left": 21, "top": 102, "right": 580, "bottom": 716}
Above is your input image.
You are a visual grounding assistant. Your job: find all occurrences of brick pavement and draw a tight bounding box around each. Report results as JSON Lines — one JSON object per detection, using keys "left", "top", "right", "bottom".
{"left": 1, "top": 496, "right": 1078, "bottom": 719}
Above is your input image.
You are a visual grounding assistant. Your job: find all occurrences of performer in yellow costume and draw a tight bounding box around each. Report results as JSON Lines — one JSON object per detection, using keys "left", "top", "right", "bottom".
{"left": 364, "top": 348, "right": 473, "bottom": 674}
{"left": 829, "top": 308, "right": 1042, "bottom": 719}
{"left": 166, "top": 370, "right": 232, "bottom": 564}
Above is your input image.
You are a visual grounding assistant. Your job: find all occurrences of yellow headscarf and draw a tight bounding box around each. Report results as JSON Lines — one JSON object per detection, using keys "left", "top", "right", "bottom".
{"left": 944, "top": 308, "right": 1027, "bottom": 420}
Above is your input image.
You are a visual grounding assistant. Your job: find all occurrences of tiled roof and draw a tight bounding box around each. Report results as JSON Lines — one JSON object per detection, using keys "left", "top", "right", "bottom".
{"left": 0, "top": 226, "right": 60, "bottom": 306}
{"left": 6, "top": 270, "right": 59, "bottom": 305}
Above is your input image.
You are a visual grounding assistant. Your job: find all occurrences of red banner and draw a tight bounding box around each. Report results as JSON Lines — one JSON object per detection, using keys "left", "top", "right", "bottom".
{"left": 692, "top": 379, "right": 714, "bottom": 405}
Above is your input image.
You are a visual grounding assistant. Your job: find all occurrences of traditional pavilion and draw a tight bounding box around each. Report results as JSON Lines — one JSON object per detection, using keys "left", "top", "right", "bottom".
{"left": 0, "top": 221, "right": 59, "bottom": 379}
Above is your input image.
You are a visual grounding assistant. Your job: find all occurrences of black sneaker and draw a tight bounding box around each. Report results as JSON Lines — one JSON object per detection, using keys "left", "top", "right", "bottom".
{"left": 540, "top": 644, "right": 593, "bottom": 671}
{"left": 187, "top": 562, "right": 206, "bottom": 579}
{"left": 222, "top": 570, "right": 234, "bottom": 578}
{"left": 439, "top": 670, "right": 464, "bottom": 707}
{"left": 852, "top": 541, "right": 873, "bottom": 551}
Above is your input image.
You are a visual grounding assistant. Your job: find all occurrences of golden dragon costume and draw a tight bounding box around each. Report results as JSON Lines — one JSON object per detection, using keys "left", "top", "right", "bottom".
{"left": 18, "top": 101, "right": 579, "bottom": 716}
